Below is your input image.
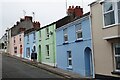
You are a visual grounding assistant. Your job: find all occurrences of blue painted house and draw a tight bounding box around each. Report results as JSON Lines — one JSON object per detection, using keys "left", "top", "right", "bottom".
{"left": 56, "top": 12, "right": 94, "bottom": 77}
{"left": 24, "top": 28, "right": 37, "bottom": 60}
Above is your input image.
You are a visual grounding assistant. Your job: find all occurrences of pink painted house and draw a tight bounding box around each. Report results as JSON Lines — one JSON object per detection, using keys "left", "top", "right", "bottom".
{"left": 11, "top": 29, "right": 25, "bottom": 58}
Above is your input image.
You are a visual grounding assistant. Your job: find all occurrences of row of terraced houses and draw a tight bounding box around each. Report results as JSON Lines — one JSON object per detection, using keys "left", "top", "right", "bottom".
{"left": 1, "top": 0, "right": 120, "bottom": 78}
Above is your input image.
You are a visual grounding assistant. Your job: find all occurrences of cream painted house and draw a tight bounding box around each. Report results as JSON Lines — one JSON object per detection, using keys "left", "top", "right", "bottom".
{"left": 90, "top": 0, "right": 120, "bottom": 78}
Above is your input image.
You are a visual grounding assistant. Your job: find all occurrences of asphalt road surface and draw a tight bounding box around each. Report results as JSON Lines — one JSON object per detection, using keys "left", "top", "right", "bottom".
{"left": 2, "top": 54, "right": 62, "bottom": 78}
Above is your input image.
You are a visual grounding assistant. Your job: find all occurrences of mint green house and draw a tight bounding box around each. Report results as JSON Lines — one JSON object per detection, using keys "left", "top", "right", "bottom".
{"left": 36, "top": 23, "right": 56, "bottom": 67}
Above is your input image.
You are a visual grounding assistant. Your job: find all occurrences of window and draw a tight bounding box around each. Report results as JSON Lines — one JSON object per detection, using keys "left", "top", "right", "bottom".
{"left": 26, "top": 47, "right": 30, "bottom": 58}
{"left": 114, "top": 43, "right": 120, "bottom": 71}
{"left": 117, "top": 1, "right": 120, "bottom": 23}
{"left": 103, "top": 1, "right": 120, "bottom": 27}
{"left": 63, "top": 28, "right": 68, "bottom": 43}
{"left": 33, "top": 32, "right": 36, "bottom": 40}
{"left": 46, "top": 28, "right": 49, "bottom": 38}
{"left": 19, "top": 35, "right": 21, "bottom": 42}
{"left": 103, "top": 1, "right": 115, "bottom": 26}
{"left": 76, "top": 23, "right": 82, "bottom": 40}
{"left": 67, "top": 51, "right": 72, "bottom": 67}
{"left": 39, "top": 31, "right": 41, "bottom": 40}
{"left": 46, "top": 45, "right": 49, "bottom": 56}
{"left": 14, "top": 47, "right": 17, "bottom": 54}
{"left": 33, "top": 46, "right": 36, "bottom": 52}
{"left": 14, "top": 37, "right": 15, "bottom": 44}
{"left": 27, "top": 35, "right": 29, "bottom": 43}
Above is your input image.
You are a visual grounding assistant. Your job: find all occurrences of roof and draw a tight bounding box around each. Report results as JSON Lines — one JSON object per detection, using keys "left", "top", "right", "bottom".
{"left": 24, "top": 28, "right": 38, "bottom": 34}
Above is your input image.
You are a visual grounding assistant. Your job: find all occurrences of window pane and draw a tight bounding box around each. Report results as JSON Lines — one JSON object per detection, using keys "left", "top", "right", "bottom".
{"left": 64, "top": 35, "right": 68, "bottom": 42}
{"left": 69, "top": 60, "right": 72, "bottom": 65}
{"left": 104, "top": 11, "right": 115, "bottom": 26}
{"left": 115, "top": 57, "right": 120, "bottom": 70}
{"left": 104, "top": 2, "right": 113, "bottom": 12}
{"left": 63, "top": 28, "right": 67, "bottom": 34}
{"left": 77, "top": 31, "right": 82, "bottom": 39}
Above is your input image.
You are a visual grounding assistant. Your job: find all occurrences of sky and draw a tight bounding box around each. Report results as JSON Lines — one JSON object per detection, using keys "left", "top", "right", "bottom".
{"left": 0, "top": 0, "right": 96, "bottom": 38}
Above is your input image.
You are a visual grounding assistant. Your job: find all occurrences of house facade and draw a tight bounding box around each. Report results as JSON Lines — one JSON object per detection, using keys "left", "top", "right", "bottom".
{"left": 11, "top": 31, "right": 24, "bottom": 57}
{"left": 24, "top": 28, "right": 37, "bottom": 60}
{"left": 56, "top": 12, "right": 94, "bottom": 77}
{"left": 90, "top": 0, "right": 120, "bottom": 78}
{"left": 36, "top": 23, "right": 56, "bottom": 66}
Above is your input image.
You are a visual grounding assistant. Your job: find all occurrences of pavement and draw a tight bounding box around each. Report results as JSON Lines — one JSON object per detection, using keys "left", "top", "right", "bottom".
{"left": 4, "top": 53, "right": 91, "bottom": 79}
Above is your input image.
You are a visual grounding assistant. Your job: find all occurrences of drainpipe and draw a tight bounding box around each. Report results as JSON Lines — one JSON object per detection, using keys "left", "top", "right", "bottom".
{"left": 89, "top": 11, "right": 95, "bottom": 78}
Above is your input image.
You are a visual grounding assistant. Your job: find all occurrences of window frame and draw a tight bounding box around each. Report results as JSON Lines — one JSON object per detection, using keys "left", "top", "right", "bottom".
{"left": 103, "top": 0, "right": 120, "bottom": 28}
{"left": 26, "top": 47, "right": 30, "bottom": 58}
{"left": 67, "top": 51, "right": 72, "bottom": 68}
{"left": 113, "top": 43, "right": 120, "bottom": 72}
{"left": 63, "top": 28, "right": 68, "bottom": 43}
{"left": 75, "top": 23, "right": 83, "bottom": 40}
{"left": 33, "top": 32, "right": 36, "bottom": 40}
{"left": 39, "top": 30, "right": 41, "bottom": 40}
{"left": 46, "top": 28, "right": 49, "bottom": 38}
{"left": 46, "top": 45, "right": 49, "bottom": 56}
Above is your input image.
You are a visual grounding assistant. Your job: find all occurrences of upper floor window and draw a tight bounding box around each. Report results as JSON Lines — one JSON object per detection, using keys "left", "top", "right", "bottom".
{"left": 19, "top": 35, "right": 21, "bottom": 42}
{"left": 103, "top": 0, "right": 120, "bottom": 27}
{"left": 63, "top": 28, "right": 68, "bottom": 43}
{"left": 103, "top": 1, "right": 115, "bottom": 26}
{"left": 39, "top": 31, "right": 41, "bottom": 40}
{"left": 46, "top": 28, "right": 49, "bottom": 38}
{"left": 76, "top": 23, "right": 82, "bottom": 40}
{"left": 14, "top": 37, "right": 15, "bottom": 44}
{"left": 27, "top": 35, "right": 29, "bottom": 42}
{"left": 113, "top": 43, "right": 120, "bottom": 71}
{"left": 33, "top": 32, "right": 36, "bottom": 40}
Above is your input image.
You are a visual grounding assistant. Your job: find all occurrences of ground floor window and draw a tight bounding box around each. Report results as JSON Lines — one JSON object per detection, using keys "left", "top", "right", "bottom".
{"left": 67, "top": 51, "right": 72, "bottom": 67}
{"left": 14, "top": 47, "right": 17, "bottom": 54}
{"left": 113, "top": 43, "right": 120, "bottom": 71}
{"left": 26, "top": 47, "right": 30, "bottom": 58}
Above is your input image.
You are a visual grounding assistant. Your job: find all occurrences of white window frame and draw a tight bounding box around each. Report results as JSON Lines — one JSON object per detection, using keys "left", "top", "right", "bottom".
{"left": 113, "top": 43, "right": 120, "bottom": 72}
{"left": 76, "top": 23, "right": 83, "bottom": 40}
{"left": 39, "top": 30, "right": 41, "bottom": 40}
{"left": 63, "top": 28, "right": 68, "bottom": 43}
{"left": 67, "top": 51, "right": 72, "bottom": 68}
{"left": 46, "top": 45, "right": 49, "bottom": 56}
{"left": 33, "top": 32, "right": 36, "bottom": 40}
{"left": 102, "top": 0, "right": 120, "bottom": 28}
{"left": 46, "top": 28, "right": 49, "bottom": 38}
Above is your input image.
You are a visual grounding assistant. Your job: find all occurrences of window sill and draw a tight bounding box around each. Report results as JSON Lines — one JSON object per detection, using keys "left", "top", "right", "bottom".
{"left": 33, "top": 41, "right": 36, "bottom": 43}
{"left": 111, "top": 71, "right": 120, "bottom": 75}
{"left": 103, "top": 23, "right": 120, "bottom": 29}
{"left": 46, "top": 37, "right": 49, "bottom": 40}
{"left": 75, "top": 39, "right": 83, "bottom": 42}
{"left": 63, "top": 42, "right": 69, "bottom": 45}
{"left": 67, "top": 66, "right": 73, "bottom": 70}
{"left": 46, "top": 57, "right": 50, "bottom": 59}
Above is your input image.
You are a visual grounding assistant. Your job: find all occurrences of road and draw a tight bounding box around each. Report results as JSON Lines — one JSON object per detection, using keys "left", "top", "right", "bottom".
{"left": 2, "top": 54, "right": 62, "bottom": 78}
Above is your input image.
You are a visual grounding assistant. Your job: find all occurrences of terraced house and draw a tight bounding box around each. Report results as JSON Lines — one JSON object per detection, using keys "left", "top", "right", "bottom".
{"left": 56, "top": 12, "right": 94, "bottom": 78}
{"left": 90, "top": 0, "right": 120, "bottom": 78}
{"left": 11, "top": 28, "right": 25, "bottom": 57}
{"left": 24, "top": 21, "right": 40, "bottom": 60}
{"left": 36, "top": 23, "right": 56, "bottom": 66}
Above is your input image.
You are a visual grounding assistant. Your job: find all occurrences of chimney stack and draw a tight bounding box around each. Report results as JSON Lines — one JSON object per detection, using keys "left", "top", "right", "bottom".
{"left": 67, "top": 5, "right": 83, "bottom": 17}
{"left": 33, "top": 21, "right": 40, "bottom": 29}
{"left": 24, "top": 16, "right": 32, "bottom": 22}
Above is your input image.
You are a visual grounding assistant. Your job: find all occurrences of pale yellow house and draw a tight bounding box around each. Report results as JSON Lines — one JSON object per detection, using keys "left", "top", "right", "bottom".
{"left": 90, "top": 0, "right": 120, "bottom": 78}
